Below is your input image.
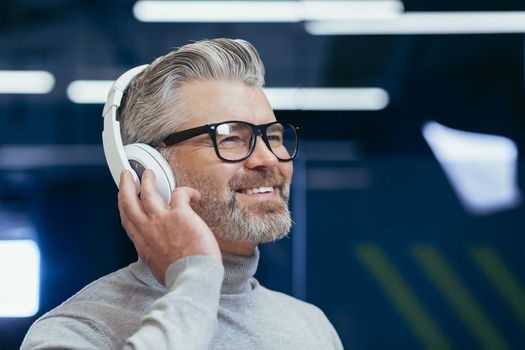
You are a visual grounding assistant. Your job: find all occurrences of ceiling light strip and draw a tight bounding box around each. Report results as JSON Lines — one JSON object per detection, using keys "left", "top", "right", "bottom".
{"left": 67, "top": 81, "right": 390, "bottom": 111}
{"left": 133, "top": 0, "right": 403, "bottom": 23}
{"left": 66, "top": 80, "right": 113, "bottom": 104}
{"left": 265, "top": 88, "right": 389, "bottom": 111}
{"left": 306, "top": 12, "right": 525, "bottom": 35}
{"left": 0, "top": 71, "right": 55, "bottom": 94}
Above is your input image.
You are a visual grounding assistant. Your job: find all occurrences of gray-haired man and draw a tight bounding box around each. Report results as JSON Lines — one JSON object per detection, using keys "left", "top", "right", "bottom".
{"left": 22, "top": 38, "right": 343, "bottom": 349}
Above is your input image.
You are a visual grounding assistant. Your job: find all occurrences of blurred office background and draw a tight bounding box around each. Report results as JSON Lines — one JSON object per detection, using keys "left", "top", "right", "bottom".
{"left": 1, "top": 0, "right": 525, "bottom": 349}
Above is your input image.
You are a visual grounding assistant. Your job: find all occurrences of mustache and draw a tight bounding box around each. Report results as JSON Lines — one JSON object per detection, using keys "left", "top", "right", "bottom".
{"left": 228, "top": 170, "right": 287, "bottom": 192}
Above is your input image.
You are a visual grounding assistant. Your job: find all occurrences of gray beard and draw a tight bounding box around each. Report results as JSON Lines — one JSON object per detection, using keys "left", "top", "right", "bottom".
{"left": 173, "top": 166, "right": 292, "bottom": 244}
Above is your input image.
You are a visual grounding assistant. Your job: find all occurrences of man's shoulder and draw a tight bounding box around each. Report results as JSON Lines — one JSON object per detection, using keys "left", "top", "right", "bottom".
{"left": 255, "top": 283, "right": 326, "bottom": 317}
{"left": 22, "top": 261, "right": 163, "bottom": 349}
{"left": 247, "top": 283, "right": 343, "bottom": 348}
{"left": 38, "top": 261, "right": 163, "bottom": 324}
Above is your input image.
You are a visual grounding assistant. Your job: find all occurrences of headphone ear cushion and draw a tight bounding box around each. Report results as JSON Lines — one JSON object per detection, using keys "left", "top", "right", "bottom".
{"left": 124, "top": 143, "right": 176, "bottom": 204}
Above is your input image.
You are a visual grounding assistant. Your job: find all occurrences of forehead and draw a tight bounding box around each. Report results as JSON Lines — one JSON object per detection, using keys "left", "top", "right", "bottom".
{"left": 177, "top": 79, "right": 276, "bottom": 128}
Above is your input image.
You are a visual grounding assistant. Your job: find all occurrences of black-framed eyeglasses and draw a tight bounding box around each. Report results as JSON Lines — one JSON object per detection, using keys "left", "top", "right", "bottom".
{"left": 161, "top": 120, "right": 299, "bottom": 162}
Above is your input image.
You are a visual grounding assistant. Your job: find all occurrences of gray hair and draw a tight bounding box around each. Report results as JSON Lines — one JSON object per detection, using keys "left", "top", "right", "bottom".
{"left": 118, "top": 38, "right": 266, "bottom": 158}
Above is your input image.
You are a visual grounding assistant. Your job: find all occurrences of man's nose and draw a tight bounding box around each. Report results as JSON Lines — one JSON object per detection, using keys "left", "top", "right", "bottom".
{"left": 244, "top": 136, "right": 278, "bottom": 169}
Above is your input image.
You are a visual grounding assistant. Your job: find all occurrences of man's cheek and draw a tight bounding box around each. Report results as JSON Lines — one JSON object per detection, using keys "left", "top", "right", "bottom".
{"left": 280, "top": 163, "right": 293, "bottom": 181}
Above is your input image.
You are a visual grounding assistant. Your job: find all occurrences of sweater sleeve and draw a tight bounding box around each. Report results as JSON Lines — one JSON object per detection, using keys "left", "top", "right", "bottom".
{"left": 124, "top": 255, "right": 224, "bottom": 350}
{"left": 20, "top": 315, "right": 116, "bottom": 349}
{"left": 21, "top": 255, "right": 224, "bottom": 350}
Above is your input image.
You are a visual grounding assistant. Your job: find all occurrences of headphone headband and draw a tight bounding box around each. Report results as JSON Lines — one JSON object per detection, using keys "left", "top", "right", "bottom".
{"left": 102, "top": 64, "right": 148, "bottom": 120}
{"left": 102, "top": 65, "right": 148, "bottom": 190}
{"left": 102, "top": 64, "right": 176, "bottom": 203}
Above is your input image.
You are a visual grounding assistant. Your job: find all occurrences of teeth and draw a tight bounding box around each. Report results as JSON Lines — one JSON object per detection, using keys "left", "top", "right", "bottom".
{"left": 241, "top": 187, "right": 274, "bottom": 194}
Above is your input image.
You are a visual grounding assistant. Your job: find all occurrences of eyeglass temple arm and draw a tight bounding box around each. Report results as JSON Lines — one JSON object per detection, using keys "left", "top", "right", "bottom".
{"left": 163, "top": 125, "right": 210, "bottom": 146}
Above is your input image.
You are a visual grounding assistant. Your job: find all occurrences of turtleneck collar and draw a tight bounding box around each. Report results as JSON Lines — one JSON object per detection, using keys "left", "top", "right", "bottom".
{"left": 131, "top": 247, "right": 260, "bottom": 295}
{"left": 221, "top": 246, "right": 259, "bottom": 294}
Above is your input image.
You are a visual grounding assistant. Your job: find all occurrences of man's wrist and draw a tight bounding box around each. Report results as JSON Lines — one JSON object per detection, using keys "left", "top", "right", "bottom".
{"left": 165, "top": 255, "right": 225, "bottom": 291}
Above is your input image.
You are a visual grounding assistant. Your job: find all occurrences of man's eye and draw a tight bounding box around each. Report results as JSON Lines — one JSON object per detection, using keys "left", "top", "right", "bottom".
{"left": 267, "top": 134, "right": 283, "bottom": 143}
{"left": 219, "top": 136, "right": 242, "bottom": 144}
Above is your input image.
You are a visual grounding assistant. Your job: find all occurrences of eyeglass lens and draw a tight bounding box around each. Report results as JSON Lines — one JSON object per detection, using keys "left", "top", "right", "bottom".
{"left": 214, "top": 122, "right": 296, "bottom": 161}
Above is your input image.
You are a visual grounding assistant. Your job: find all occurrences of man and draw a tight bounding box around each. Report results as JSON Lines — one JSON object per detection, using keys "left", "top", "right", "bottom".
{"left": 22, "top": 38, "right": 343, "bottom": 349}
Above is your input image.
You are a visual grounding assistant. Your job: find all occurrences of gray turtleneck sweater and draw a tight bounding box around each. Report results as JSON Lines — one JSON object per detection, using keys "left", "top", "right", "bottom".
{"left": 21, "top": 249, "right": 343, "bottom": 349}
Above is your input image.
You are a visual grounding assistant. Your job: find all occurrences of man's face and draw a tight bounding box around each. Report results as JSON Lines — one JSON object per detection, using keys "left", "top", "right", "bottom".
{"left": 169, "top": 80, "right": 293, "bottom": 245}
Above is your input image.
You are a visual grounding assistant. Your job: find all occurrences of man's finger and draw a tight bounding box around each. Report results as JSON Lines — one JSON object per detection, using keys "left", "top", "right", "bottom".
{"left": 118, "top": 206, "right": 142, "bottom": 243}
{"left": 169, "top": 186, "right": 202, "bottom": 209}
{"left": 140, "top": 169, "right": 168, "bottom": 215}
{"left": 119, "top": 170, "right": 147, "bottom": 224}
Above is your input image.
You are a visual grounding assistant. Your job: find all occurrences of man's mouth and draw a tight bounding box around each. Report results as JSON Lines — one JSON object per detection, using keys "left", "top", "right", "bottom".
{"left": 238, "top": 186, "right": 275, "bottom": 195}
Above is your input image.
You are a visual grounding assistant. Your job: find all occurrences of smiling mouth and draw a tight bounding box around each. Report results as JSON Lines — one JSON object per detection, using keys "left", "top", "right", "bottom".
{"left": 237, "top": 186, "right": 275, "bottom": 195}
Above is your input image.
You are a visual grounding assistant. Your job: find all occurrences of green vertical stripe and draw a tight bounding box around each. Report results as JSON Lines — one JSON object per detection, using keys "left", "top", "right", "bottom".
{"left": 412, "top": 245, "right": 509, "bottom": 350}
{"left": 470, "top": 246, "right": 525, "bottom": 329}
{"left": 354, "top": 244, "right": 452, "bottom": 350}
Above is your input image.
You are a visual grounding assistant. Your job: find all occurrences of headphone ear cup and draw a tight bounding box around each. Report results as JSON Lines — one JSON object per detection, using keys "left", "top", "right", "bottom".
{"left": 123, "top": 143, "right": 176, "bottom": 204}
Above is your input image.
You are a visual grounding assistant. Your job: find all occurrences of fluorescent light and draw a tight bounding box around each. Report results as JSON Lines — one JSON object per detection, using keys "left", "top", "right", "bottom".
{"left": 301, "top": 1, "right": 403, "bottom": 21}
{"left": 0, "top": 145, "right": 106, "bottom": 169}
{"left": 0, "top": 240, "right": 40, "bottom": 317}
{"left": 422, "top": 121, "right": 521, "bottom": 215}
{"left": 306, "top": 12, "right": 525, "bottom": 35}
{"left": 134, "top": 0, "right": 296, "bottom": 22}
{"left": 66, "top": 81, "right": 390, "bottom": 111}
{"left": 133, "top": 0, "right": 403, "bottom": 23}
{"left": 264, "top": 87, "right": 389, "bottom": 111}
{"left": 67, "top": 80, "right": 113, "bottom": 104}
{"left": 308, "top": 168, "right": 372, "bottom": 189}
{"left": 0, "top": 71, "right": 55, "bottom": 94}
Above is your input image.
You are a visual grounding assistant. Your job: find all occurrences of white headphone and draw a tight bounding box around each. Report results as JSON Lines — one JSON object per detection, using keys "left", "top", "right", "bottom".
{"left": 102, "top": 65, "right": 176, "bottom": 204}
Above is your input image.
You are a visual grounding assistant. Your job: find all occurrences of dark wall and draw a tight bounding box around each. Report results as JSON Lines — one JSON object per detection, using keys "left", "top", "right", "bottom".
{"left": 1, "top": 1, "right": 525, "bottom": 349}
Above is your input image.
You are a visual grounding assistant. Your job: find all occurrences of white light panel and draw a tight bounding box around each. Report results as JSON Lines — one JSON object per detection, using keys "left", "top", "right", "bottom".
{"left": 66, "top": 81, "right": 390, "bottom": 111}
{"left": 264, "top": 87, "right": 389, "bottom": 111}
{"left": 133, "top": 0, "right": 403, "bottom": 23}
{"left": 0, "top": 145, "right": 106, "bottom": 169}
{"left": 0, "top": 240, "right": 40, "bottom": 317}
{"left": 306, "top": 12, "right": 525, "bottom": 35}
{"left": 67, "top": 80, "right": 113, "bottom": 104}
{"left": 301, "top": 1, "right": 403, "bottom": 21}
{"left": 422, "top": 121, "right": 521, "bottom": 215}
{"left": 0, "top": 71, "right": 55, "bottom": 94}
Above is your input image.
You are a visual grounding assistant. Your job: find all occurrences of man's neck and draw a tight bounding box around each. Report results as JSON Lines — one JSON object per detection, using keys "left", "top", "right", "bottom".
{"left": 217, "top": 238, "right": 257, "bottom": 256}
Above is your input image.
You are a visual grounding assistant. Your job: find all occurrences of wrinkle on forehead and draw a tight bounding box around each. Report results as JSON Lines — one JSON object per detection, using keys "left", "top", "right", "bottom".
{"left": 177, "top": 79, "right": 276, "bottom": 128}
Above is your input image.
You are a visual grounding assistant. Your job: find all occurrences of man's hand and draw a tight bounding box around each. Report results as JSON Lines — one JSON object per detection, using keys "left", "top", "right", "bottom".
{"left": 118, "top": 169, "right": 222, "bottom": 285}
